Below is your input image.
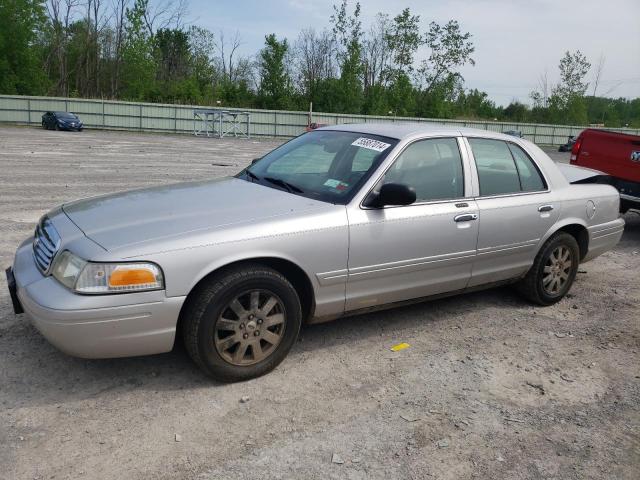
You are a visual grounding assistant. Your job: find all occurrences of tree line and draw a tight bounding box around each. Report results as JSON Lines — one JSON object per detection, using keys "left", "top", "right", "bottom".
{"left": 1, "top": 0, "right": 638, "bottom": 127}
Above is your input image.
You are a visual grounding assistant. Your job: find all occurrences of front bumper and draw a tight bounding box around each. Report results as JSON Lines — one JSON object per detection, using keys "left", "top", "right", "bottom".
{"left": 58, "top": 122, "right": 83, "bottom": 131}
{"left": 10, "top": 239, "right": 185, "bottom": 359}
{"left": 5, "top": 267, "right": 23, "bottom": 314}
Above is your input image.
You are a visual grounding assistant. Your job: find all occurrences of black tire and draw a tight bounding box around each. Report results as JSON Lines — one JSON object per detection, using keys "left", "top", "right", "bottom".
{"left": 55, "top": 123, "right": 60, "bottom": 131}
{"left": 516, "top": 232, "right": 580, "bottom": 305}
{"left": 181, "top": 264, "right": 302, "bottom": 382}
{"left": 41, "top": 121, "right": 46, "bottom": 129}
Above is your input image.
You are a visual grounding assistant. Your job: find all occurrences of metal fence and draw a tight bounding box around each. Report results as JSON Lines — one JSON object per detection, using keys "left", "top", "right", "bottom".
{"left": 1, "top": 94, "right": 638, "bottom": 145}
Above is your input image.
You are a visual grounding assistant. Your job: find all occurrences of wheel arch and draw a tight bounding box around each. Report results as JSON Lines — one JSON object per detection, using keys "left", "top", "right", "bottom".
{"left": 175, "top": 256, "right": 316, "bottom": 342}
{"left": 540, "top": 219, "right": 589, "bottom": 261}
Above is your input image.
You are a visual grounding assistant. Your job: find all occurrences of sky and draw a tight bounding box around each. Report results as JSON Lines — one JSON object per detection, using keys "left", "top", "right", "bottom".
{"left": 189, "top": 0, "right": 640, "bottom": 106}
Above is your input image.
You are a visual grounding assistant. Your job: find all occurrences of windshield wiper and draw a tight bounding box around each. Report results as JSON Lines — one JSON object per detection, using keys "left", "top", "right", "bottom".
{"left": 244, "top": 169, "right": 260, "bottom": 182}
{"left": 263, "top": 177, "right": 304, "bottom": 194}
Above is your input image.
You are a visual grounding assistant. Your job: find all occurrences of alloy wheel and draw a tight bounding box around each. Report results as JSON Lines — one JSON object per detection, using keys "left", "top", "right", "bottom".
{"left": 214, "top": 289, "right": 286, "bottom": 366}
{"left": 542, "top": 245, "right": 573, "bottom": 295}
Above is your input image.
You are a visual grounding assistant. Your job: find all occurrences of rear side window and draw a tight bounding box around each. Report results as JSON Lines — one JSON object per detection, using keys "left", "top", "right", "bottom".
{"left": 469, "top": 138, "right": 520, "bottom": 196}
{"left": 508, "top": 143, "right": 546, "bottom": 191}
{"left": 469, "top": 138, "right": 546, "bottom": 196}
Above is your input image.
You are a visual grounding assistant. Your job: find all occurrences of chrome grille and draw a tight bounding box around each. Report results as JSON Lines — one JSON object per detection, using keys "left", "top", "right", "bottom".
{"left": 33, "top": 217, "right": 61, "bottom": 274}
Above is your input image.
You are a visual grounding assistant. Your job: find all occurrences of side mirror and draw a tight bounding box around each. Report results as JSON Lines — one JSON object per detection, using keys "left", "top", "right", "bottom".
{"left": 365, "top": 183, "right": 416, "bottom": 208}
{"left": 251, "top": 157, "right": 262, "bottom": 165}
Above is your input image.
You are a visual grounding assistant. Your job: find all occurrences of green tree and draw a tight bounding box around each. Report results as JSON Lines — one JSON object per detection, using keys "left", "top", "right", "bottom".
{"left": 120, "top": 0, "right": 155, "bottom": 100}
{"left": 386, "top": 72, "right": 415, "bottom": 116}
{"left": 553, "top": 50, "right": 591, "bottom": 105}
{"left": 455, "top": 89, "right": 498, "bottom": 119}
{"left": 331, "top": 0, "right": 363, "bottom": 113}
{"left": 418, "top": 20, "right": 475, "bottom": 93}
{"left": 188, "top": 26, "right": 216, "bottom": 101}
{"left": 258, "top": 33, "right": 291, "bottom": 109}
{"left": 0, "top": 0, "right": 47, "bottom": 94}
{"left": 543, "top": 50, "right": 591, "bottom": 124}
{"left": 502, "top": 101, "right": 529, "bottom": 122}
{"left": 385, "top": 8, "right": 421, "bottom": 74}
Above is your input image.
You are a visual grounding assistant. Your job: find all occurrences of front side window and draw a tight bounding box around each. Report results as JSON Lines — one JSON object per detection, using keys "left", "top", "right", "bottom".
{"left": 240, "top": 130, "right": 398, "bottom": 204}
{"left": 469, "top": 138, "right": 546, "bottom": 196}
{"left": 381, "top": 137, "right": 464, "bottom": 202}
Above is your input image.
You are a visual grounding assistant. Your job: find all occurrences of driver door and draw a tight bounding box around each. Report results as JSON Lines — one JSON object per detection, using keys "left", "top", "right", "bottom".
{"left": 345, "top": 137, "right": 479, "bottom": 311}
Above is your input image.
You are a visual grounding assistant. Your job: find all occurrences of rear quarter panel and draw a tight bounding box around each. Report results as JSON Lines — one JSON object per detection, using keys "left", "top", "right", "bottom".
{"left": 541, "top": 183, "right": 623, "bottom": 261}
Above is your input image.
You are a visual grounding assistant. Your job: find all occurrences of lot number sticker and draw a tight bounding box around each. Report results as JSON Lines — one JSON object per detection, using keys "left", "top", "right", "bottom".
{"left": 351, "top": 137, "right": 391, "bottom": 152}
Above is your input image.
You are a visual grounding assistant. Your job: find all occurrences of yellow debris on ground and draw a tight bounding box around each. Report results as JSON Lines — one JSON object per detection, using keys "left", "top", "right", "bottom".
{"left": 390, "top": 342, "right": 410, "bottom": 352}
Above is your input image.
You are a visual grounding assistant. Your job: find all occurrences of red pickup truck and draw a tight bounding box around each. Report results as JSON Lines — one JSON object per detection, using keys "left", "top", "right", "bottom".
{"left": 570, "top": 129, "right": 640, "bottom": 212}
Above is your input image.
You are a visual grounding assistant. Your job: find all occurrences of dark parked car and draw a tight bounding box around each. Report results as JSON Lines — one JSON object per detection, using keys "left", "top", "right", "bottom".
{"left": 558, "top": 135, "right": 576, "bottom": 152}
{"left": 41, "top": 111, "right": 84, "bottom": 131}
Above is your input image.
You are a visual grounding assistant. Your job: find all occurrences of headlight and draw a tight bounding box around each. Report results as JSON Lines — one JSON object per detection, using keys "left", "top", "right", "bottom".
{"left": 51, "top": 251, "right": 164, "bottom": 294}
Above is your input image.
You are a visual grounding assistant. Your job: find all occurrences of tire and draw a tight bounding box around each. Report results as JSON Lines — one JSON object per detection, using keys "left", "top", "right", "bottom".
{"left": 55, "top": 123, "right": 60, "bottom": 131}
{"left": 42, "top": 121, "right": 46, "bottom": 129}
{"left": 182, "top": 264, "right": 302, "bottom": 382}
{"left": 516, "top": 232, "right": 580, "bottom": 306}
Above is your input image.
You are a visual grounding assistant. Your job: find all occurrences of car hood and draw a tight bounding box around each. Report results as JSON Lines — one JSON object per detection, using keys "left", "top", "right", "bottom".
{"left": 62, "top": 177, "right": 330, "bottom": 252}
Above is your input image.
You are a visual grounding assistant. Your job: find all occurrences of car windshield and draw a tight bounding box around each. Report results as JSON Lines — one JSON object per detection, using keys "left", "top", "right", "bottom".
{"left": 56, "top": 112, "right": 77, "bottom": 119}
{"left": 238, "top": 130, "right": 398, "bottom": 204}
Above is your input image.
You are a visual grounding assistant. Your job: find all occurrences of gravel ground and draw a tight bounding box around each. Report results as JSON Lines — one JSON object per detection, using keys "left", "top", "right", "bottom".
{"left": 0, "top": 126, "right": 638, "bottom": 480}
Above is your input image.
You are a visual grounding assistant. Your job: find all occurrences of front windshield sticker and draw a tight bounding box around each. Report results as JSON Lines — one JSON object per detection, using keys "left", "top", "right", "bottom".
{"left": 351, "top": 137, "right": 392, "bottom": 152}
{"left": 324, "top": 179, "right": 349, "bottom": 191}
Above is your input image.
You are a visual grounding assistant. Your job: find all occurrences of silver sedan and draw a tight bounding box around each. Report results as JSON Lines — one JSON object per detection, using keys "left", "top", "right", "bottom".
{"left": 7, "top": 124, "right": 624, "bottom": 381}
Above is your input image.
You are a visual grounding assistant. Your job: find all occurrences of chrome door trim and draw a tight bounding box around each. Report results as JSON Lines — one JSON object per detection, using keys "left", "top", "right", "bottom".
{"left": 348, "top": 249, "right": 477, "bottom": 280}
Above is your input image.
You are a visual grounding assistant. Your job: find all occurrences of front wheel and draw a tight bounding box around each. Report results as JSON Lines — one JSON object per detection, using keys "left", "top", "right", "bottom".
{"left": 181, "top": 264, "right": 302, "bottom": 382}
{"left": 516, "top": 232, "right": 580, "bottom": 305}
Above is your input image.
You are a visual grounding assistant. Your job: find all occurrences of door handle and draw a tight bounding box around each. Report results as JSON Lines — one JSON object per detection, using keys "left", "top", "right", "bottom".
{"left": 538, "top": 205, "right": 554, "bottom": 212}
{"left": 454, "top": 213, "right": 478, "bottom": 222}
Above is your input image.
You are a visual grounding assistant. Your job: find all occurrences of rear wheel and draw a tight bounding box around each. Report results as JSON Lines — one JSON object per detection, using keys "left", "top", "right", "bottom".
{"left": 517, "top": 232, "right": 580, "bottom": 305}
{"left": 182, "top": 264, "right": 302, "bottom": 382}
{"left": 55, "top": 123, "right": 60, "bottom": 131}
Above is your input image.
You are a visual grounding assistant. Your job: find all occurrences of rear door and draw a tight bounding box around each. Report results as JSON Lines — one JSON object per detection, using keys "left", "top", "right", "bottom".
{"left": 465, "top": 137, "right": 560, "bottom": 287}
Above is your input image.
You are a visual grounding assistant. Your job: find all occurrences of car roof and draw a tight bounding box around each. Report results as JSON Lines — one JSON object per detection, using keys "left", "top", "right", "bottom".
{"left": 318, "top": 122, "right": 517, "bottom": 141}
